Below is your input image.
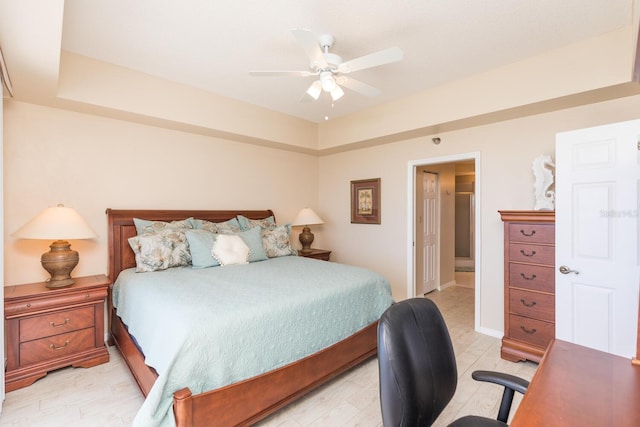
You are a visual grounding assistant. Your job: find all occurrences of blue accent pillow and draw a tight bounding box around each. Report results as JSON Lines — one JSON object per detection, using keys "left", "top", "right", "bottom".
{"left": 185, "top": 227, "right": 268, "bottom": 268}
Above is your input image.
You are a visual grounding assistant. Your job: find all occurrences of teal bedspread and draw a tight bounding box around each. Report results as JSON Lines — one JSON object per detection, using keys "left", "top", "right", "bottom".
{"left": 112, "top": 256, "right": 393, "bottom": 427}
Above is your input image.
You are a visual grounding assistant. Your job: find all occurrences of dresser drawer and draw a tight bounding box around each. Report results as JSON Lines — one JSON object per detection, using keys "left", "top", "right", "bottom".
{"left": 509, "top": 264, "right": 555, "bottom": 293}
{"left": 508, "top": 223, "right": 554, "bottom": 244}
{"left": 19, "top": 306, "right": 95, "bottom": 342}
{"left": 509, "top": 289, "right": 555, "bottom": 322}
{"left": 508, "top": 314, "right": 554, "bottom": 349}
{"left": 19, "top": 328, "right": 95, "bottom": 366}
{"left": 509, "top": 243, "right": 554, "bottom": 265}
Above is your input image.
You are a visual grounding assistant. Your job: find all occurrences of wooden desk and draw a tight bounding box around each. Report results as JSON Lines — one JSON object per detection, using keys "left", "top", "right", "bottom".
{"left": 511, "top": 339, "right": 640, "bottom": 426}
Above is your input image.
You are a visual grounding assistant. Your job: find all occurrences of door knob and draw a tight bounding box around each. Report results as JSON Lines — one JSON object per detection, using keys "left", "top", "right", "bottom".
{"left": 559, "top": 265, "right": 579, "bottom": 275}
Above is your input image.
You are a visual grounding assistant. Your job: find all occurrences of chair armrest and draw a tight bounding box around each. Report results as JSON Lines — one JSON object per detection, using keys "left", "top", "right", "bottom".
{"left": 472, "top": 370, "right": 529, "bottom": 395}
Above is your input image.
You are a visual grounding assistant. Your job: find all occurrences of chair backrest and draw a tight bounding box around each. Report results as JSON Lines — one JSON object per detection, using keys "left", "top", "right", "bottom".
{"left": 378, "top": 298, "right": 458, "bottom": 427}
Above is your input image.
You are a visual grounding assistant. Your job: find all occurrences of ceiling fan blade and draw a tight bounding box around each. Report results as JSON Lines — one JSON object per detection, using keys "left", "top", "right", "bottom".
{"left": 338, "top": 47, "right": 403, "bottom": 74}
{"left": 291, "top": 28, "right": 328, "bottom": 69}
{"left": 336, "top": 76, "right": 381, "bottom": 97}
{"left": 249, "top": 70, "right": 316, "bottom": 77}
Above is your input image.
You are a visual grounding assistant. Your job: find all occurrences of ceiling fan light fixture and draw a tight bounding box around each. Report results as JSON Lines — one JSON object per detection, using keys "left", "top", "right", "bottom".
{"left": 306, "top": 81, "right": 322, "bottom": 100}
{"left": 320, "top": 71, "right": 336, "bottom": 92}
{"left": 330, "top": 85, "right": 344, "bottom": 101}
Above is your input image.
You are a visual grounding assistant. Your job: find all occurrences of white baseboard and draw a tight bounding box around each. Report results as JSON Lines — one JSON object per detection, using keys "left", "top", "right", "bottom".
{"left": 439, "top": 280, "right": 457, "bottom": 290}
{"left": 477, "top": 326, "right": 503, "bottom": 339}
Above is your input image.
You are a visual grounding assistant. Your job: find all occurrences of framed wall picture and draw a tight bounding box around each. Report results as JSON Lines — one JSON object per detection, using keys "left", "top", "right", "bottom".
{"left": 351, "top": 178, "right": 381, "bottom": 224}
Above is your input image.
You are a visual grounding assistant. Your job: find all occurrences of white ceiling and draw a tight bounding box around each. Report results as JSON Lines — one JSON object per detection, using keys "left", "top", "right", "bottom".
{"left": 60, "top": 0, "right": 632, "bottom": 123}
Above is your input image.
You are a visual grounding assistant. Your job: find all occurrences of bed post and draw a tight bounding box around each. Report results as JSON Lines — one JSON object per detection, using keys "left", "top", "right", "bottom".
{"left": 174, "top": 388, "right": 194, "bottom": 427}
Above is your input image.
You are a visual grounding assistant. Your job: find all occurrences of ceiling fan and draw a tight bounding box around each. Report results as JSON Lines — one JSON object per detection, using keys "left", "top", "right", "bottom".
{"left": 250, "top": 29, "right": 403, "bottom": 102}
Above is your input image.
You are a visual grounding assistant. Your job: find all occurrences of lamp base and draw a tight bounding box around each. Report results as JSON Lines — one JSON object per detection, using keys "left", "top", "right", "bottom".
{"left": 298, "top": 226, "right": 314, "bottom": 253}
{"left": 41, "top": 240, "right": 78, "bottom": 289}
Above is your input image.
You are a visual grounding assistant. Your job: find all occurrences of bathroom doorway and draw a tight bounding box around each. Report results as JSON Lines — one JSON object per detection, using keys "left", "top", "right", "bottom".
{"left": 408, "top": 153, "right": 480, "bottom": 330}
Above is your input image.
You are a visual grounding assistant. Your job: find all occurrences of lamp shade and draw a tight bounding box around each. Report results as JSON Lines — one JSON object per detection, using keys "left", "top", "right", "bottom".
{"left": 12, "top": 204, "right": 97, "bottom": 240}
{"left": 292, "top": 208, "right": 324, "bottom": 226}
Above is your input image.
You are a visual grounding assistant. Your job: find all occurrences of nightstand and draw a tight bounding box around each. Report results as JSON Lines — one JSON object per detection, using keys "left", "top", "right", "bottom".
{"left": 4, "top": 274, "right": 111, "bottom": 392}
{"left": 298, "top": 249, "right": 331, "bottom": 261}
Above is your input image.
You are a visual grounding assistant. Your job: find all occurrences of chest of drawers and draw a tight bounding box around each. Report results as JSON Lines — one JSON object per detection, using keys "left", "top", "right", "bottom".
{"left": 4, "top": 275, "right": 110, "bottom": 391}
{"left": 499, "top": 210, "right": 555, "bottom": 363}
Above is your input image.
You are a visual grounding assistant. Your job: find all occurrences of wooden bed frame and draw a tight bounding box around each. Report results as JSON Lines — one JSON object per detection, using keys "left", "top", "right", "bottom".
{"left": 106, "top": 208, "right": 379, "bottom": 427}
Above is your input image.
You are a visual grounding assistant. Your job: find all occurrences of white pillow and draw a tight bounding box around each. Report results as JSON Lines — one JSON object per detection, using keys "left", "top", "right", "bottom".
{"left": 211, "top": 234, "right": 250, "bottom": 266}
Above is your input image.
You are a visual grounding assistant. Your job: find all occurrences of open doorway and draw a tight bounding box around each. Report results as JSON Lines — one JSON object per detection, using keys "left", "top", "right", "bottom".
{"left": 407, "top": 152, "right": 480, "bottom": 331}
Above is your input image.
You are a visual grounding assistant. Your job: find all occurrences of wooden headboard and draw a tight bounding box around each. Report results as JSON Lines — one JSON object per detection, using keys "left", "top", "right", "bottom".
{"left": 105, "top": 208, "right": 275, "bottom": 284}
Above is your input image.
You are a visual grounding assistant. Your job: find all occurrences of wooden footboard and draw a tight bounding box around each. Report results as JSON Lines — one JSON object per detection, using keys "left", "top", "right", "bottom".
{"left": 111, "top": 307, "right": 377, "bottom": 427}
{"left": 173, "top": 321, "right": 378, "bottom": 427}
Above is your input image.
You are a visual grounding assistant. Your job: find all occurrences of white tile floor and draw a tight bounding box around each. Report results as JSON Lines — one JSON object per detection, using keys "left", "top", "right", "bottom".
{"left": 0, "top": 285, "right": 537, "bottom": 426}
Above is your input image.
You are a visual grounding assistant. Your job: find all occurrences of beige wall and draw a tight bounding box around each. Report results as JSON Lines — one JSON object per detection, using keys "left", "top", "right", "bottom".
{"left": 3, "top": 101, "right": 319, "bottom": 285}
{"left": 4, "top": 90, "right": 640, "bottom": 335}
{"left": 319, "top": 94, "right": 640, "bottom": 334}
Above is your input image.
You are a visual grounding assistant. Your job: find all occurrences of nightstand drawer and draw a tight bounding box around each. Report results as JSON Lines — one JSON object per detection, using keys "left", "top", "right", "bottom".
{"left": 508, "top": 315, "right": 554, "bottom": 349}
{"left": 509, "top": 243, "right": 554, "bottom": 265}
{"left": 5, "top": 287, "right": 107, "bottom": 317}
{"left": 19, "top": 328, "right": 95, "bottom": 366}
{"left": 508, "top": 223, "right": 554, "bottom": 244}
{"left": 19, "top": 306, "right": 95, "bottom": 342}
{"left": 509, "top": 289, "right": 555, "bottom": 322}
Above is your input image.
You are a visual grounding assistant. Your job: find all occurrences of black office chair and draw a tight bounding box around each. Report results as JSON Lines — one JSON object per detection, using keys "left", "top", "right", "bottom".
{"left": 378, "top": 298, "right": 529, "bottom": 426}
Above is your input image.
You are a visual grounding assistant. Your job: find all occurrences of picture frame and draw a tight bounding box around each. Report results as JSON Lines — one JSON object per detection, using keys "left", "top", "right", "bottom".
{"left": 351, "top": 178, "right": 381, "bottom": 224}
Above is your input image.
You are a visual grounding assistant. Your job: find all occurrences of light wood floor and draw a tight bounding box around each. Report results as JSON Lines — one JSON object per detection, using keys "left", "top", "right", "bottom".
{"left": 0, "top": 285, "right": 537, "bottom": 426}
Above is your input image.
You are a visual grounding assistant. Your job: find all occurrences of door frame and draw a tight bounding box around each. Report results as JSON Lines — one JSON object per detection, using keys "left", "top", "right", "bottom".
{"left": 407, "top": 152, "right": 481, "bottom": 331}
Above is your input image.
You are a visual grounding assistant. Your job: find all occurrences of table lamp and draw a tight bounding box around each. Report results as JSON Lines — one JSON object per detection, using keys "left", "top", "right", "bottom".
{"left": 12, "top": 204, "right": 97, "bottom": 288}
{"left": 292, "top": 208, "right": 324, "bottom": 253}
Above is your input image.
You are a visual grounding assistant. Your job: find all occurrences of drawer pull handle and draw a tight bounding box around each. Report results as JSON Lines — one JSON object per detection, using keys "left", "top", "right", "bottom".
{"left": 520, "top": 326, "right": 537, "bottom": 335}
{"left": 520, "top": 273, "right": 537, "bottom": 281}
{"left": 520, "top": 298, "right": 537, "bottom": 308}
{"left": 49, "top": 319, "right": 70, "bottom": 328}
{"left": 520, "top": 229, "right": 536, "bottom": 237}
{"left": 49, "top": 340, "right": 70, "bottom": 351}
{"left": 520, "top": 250, "right": 536, "bottom": 257}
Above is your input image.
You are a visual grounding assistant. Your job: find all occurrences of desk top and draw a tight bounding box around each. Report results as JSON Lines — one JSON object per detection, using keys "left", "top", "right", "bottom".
{"left": 511, "top": 339, "right": 640, "bottom": 427}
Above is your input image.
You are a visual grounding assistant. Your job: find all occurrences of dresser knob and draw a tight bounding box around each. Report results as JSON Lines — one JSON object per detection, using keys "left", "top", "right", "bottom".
{"left": 520, "top": 299, "right": 537, "bottom": 308}
{"left": 520, "top": 325, "right": 537, "bottom": 335}
{"left": 520, "top": 229, "right": 536, "bottom": 237}
{"left": 49, "top": 340, "right": 70, "bottom": 350}
{"left": 49, "top": 318, "right": 70, "bottom": 328}
{"left": 520, "top": 250, "right": 537, "bottom": 257}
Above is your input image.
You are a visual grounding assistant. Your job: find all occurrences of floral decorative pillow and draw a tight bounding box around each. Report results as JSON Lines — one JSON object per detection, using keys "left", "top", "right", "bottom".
{"left": 133, "top": 217, "right": 194, "bottom": 235}
{"left": 237, "top": 215, "right": 275, "bottom": 231}
{"left": 191, "top": 218, "right": 241, "bottom": 234}
{"left": 261, "top": 223, "right": 297, "bottom": 258}
{"left": 211, "top": 234, "right": 250, "bottom": 266}
{"left": 128, "top": 228, "right": 192, "bottom": 272}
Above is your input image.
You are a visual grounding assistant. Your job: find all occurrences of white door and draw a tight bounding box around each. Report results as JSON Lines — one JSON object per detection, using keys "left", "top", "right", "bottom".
{"left": 555, "top": 119, "right": 640, "bottom": 358}
{"left": 420, "top": 172, "right": 438, "bottom": 294}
